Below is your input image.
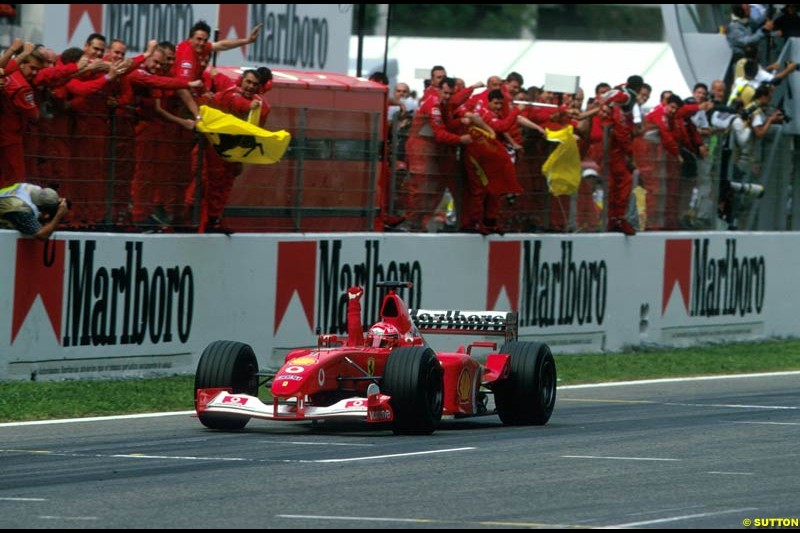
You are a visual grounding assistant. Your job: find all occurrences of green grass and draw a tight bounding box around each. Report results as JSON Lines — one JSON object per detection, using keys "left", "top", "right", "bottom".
{"left": 556, "top": 339, "right": 800, "bottom": 384}
{"left": 0, "top": 376, "right": 195, "bottom": 422}
{"left": 2, "top": 339, "right": 800, "bottom": 423}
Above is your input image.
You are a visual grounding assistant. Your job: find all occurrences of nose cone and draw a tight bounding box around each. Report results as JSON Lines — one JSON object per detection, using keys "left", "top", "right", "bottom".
{"left": 271, "top": 357, "right": 319, "bottom": 397}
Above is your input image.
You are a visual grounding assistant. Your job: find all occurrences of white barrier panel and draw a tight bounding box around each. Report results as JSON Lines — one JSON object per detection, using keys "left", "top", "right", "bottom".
{"left": 31, "top": 5, "right": 353, "bottom": 73}
{"left": 1, "top": 230, "right": 798, "bottom": 381}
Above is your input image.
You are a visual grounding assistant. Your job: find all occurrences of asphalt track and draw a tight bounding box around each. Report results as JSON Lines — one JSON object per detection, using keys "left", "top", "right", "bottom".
{"left": 1, "top": 372, "right": 798, "bottom": 529}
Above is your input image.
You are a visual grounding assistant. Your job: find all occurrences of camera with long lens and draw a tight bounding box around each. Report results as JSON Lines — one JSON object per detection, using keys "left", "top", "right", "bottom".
{"left": 729, "top": 181, "right": 765, "bottom": 199}
{"left": 40, "top": 203, "right": 59, "bottom": 218}
{"left": 40, "top": 198, "right": 71, "bottom": 219}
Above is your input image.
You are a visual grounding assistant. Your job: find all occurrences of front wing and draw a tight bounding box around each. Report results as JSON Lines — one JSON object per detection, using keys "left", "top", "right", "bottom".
{"left": 196, "top": 388, "right": 394, "bottom": 423}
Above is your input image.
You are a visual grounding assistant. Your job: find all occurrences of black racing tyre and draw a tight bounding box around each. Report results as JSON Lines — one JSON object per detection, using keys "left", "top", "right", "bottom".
{"left": 194, "top": 340, "right": 259, "bottom": 430}
{"left": 382, "top": 346, "right": 443, "bottom": 435}
{"left": 494, "top": 341, "right": 556, "bottom": 426}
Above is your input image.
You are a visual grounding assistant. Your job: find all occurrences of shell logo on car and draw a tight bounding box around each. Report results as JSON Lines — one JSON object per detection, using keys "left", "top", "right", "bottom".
{"left": 457, "top": 368, "right": 472, "bottom": 403}
{"left": 289, "top": 356, "right": 317, "bottom": 365}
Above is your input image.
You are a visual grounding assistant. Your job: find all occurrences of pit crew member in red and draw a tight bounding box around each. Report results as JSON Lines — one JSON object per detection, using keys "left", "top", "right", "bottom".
{"left": 186, "top": 68, "right": 272, "bottom": 233}
{"left": 599, "top": 75, "right": 645, "bottom": 236}
{"left": 404, "top": 77, "right": 472, "bottom": 230}
{"left": 0, "top": 48, "right": 44, "bottom": 187}
{"left": 172, "top": 20, "right": 263, "bottom": 87}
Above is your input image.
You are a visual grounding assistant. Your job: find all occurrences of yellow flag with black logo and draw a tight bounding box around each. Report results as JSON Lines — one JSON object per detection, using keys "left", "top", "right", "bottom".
{"left": 542, "top": 125, "right": 581, "bottom": 196}
{"left": 196, "top": 105, "right": 291, "bottom": 164}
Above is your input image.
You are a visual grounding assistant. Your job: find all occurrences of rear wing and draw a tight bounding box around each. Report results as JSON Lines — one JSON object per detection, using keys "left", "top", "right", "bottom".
{"left": 410, "top": 309, "right": 518, "bottom": 343}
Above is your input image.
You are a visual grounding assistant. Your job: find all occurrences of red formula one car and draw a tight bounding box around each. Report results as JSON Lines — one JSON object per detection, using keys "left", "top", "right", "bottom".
{"left": 194, "top": 281, "right": 556, "bottom": 435}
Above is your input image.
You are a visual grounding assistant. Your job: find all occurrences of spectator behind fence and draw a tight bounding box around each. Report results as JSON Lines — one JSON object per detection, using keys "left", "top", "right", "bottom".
{"left": 188, "top": 68, "right": 272, "bottom": 234}
{"left": 388, "top": 82, "right": 418, "bottom": 126}
{"left": 172, "top": 20, "right": 263, "bottom": 91}
{"left": 729, "top": 58, "right": 763, "bottom": 107}
{"left": 734, "top": 43, "right": 798, "bottom": 87}
{"left": 0, "top": 44, "right": 44, "bottom": 188}
{"left": 385, "top": 81, "right": 416, "bottom": 228}
{"left": 0, "top": 182, "right": 69, "bottom": 240}
{"left": 725, "top": 4, "right": 774, "bottom": 96}
{"left": 599, "top": 74, "right": 646, "bottom": 236}
{"left": 65, "top": 32, "right": 117, "bottom": 227}
{"left": 773, "top": 4, "right": 800, "bottom": 39}
{"left": 457, "top": 88, "right": 525, "bottom": 235}
{"left": 725, "top": 82, "right": 783, "bottom": 229}
{"left": 403, "top": 75, "right": 472, "bottom": 231}
{"left": 26, "top": 44, "right": 98, "bottom": 196}
{"left": 125, "top": 44, "right": 203, "bottom": 231}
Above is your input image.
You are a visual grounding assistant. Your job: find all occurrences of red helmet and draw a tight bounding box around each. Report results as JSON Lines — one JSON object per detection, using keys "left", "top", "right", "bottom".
{"left": 367, "top": 322, "right": 400, "bottom": 348}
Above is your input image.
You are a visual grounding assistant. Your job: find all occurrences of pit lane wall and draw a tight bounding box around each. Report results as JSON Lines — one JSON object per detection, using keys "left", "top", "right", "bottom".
{"left": 1, "top": 230, "right": 796, "bottom": 381}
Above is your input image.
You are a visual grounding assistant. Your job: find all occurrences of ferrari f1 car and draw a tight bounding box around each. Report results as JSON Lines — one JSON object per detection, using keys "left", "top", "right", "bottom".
{"left": 194, "top": 281, "right": 556, "bottom": 435}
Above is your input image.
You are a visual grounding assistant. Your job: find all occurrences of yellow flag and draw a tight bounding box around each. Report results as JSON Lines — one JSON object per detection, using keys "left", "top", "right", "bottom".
{"left": 196, "top": 105, "right": 291, "bottom": 165}
{"left": 542, "top": 126, "right": 581, "bottom": 196}
{"left": 633, "top": 184, "right": 647, "bottom": 230}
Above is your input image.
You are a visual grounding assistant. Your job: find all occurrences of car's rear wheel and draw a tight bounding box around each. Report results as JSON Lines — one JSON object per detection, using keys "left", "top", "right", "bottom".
{"left": 494, "top": 341, "right": 556, "bottom": 425}
{"left": 382, "top": 346, "right": 443, "bottom": 435}
{"left": 194, "top": 340, "right": 259, "bottom": 430}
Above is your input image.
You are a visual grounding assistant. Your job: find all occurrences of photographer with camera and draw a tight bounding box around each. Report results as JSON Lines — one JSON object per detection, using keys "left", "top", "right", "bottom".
{"left": 0, "top": 183, "right": 69, "bottom": 240}
{"left": 737, "top": 83, "right": 785, "bottom": 140}
{"left": 722, "top": 83, "right": 782, "bottom": 228}
{"left": 732, "top": 44, "right": 798, "bottom": 96}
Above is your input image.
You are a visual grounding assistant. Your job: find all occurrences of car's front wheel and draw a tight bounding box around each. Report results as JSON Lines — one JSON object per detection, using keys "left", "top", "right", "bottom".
{"left": 194, "top": 340, "right": 259, "bottom": 430}
{"left": 494, "top": 341, "right": 556, "bottom": 425}
{"left": 382, "top": 346, "right": 443, "bottom": 435}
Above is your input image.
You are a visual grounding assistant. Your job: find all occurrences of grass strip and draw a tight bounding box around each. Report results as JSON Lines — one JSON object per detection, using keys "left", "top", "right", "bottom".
{"left": 2, "top": 340, "right": 800, "bottom": 422}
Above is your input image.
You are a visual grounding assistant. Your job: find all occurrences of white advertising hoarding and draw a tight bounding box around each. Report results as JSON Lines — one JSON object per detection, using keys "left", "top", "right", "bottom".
{"left": 1, "top": 230, "right": 797, "bottom": 381}
{"left": 23, "top": 4, "right": 353, "bottom": 73}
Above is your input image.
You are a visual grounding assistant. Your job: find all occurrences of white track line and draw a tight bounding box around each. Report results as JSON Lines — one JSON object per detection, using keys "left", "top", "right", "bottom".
{"left": 1, "top": 447, "right": 476, "bottom": 464}
{"left": 0, "top": 411, "right": 194, "bottom": 428}
{"left": 735, "top": 421, "right": 800, "bottom": 425}
{"left": 665, "top": 402, "right": 797, "bottom": 410}
{"left": 310, "top": 447, "right": 476, "bottom": 463}
{"left": 278, "top": 514, "right": 431, "bottom": 524}
{"left": 271, "top": 441, "right": 375, "bottom": 447}
{"left": 561, "top": 370, "right": 800, "bottom": 389}
{"left": 562, "top": 455, "right": 680, "bottom": 462}
{"left": 563, "top": 398, "right": 797, "bottom": 410}
{"left": 602, "top": 507, "right": 757, "bottom": 528}
{"left": 276, "top": 514, "right": 577, "bottom": 528}
{"left": 37, "top": 516, "right": 98, "bottom": 521}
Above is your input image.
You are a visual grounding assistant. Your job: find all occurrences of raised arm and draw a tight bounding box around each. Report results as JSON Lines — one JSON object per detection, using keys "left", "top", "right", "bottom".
{"left": 0, "top": 38, "right": 22, "bottom": 68}
{"left": 211, "top": 23, "right": 263, "bottom": 52}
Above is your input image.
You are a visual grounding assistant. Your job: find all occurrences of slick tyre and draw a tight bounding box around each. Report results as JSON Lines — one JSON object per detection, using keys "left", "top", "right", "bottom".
{"left": 195, "top": 340, "right": 259, "bottom": 430}
{"left": 383, "top": 346, "right": 443, "bottom": 435}
{"left": 494, "top": 341, "right": 556, "bottom": 425}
